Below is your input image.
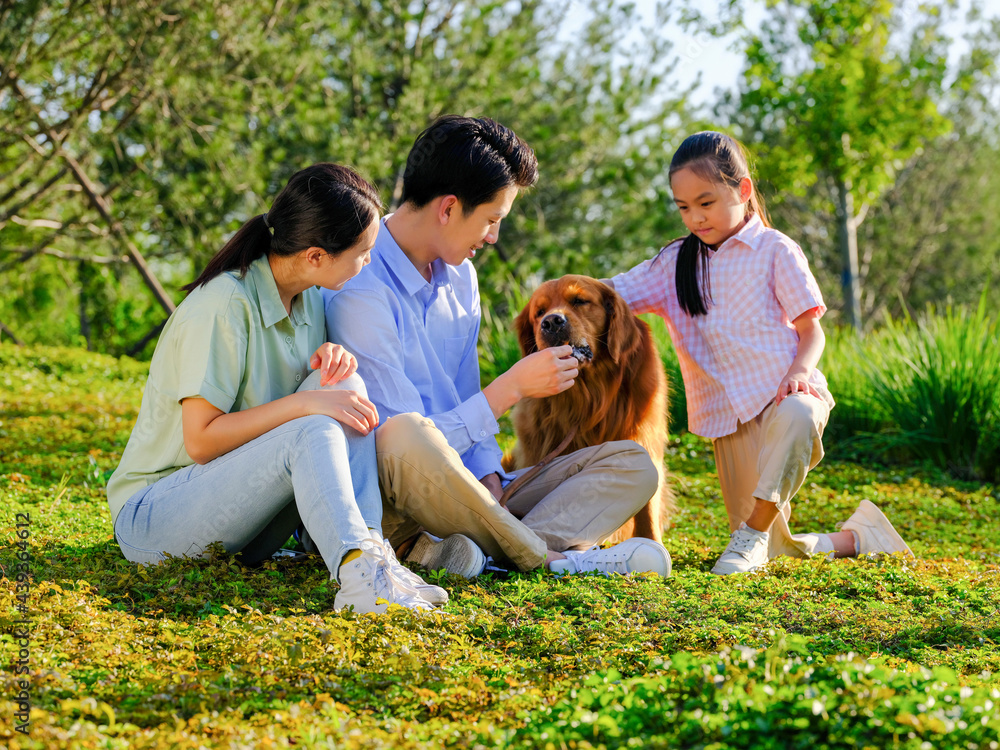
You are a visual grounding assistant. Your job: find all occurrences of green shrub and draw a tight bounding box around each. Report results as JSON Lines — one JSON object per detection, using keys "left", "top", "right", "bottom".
{"left": 825, "top": 297, "right": 1000, "bottom": 482}
{"left": 503, "top": 635, "right": 1000, "bottom": 749}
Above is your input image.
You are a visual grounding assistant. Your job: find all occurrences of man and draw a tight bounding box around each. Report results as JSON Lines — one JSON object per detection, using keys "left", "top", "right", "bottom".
{"left": 325, "top": 115, "right": 670, "bottom": 579}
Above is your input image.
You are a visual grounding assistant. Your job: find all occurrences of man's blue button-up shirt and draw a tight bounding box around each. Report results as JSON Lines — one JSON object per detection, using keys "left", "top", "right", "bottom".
{"left": 323, "top": 218, "right": 505, "bottom": 481}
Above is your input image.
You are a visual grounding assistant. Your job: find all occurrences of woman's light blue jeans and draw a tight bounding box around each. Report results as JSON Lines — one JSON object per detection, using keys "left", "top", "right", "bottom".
{"left": 113, "top": 375, "right": 381, "bottom": 579}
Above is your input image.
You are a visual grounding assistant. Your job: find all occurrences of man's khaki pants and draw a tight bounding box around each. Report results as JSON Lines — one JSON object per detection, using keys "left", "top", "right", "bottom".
{"left": 712, "top": 393, "right": 831, "bottom": 559}
{"left": 375, "top": 413, "right": 659, "bottom": 571}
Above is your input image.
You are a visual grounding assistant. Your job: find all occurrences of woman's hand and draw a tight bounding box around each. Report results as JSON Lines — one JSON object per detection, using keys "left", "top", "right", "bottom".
{"left": 310, "top": 342, "right": 358, "bottom": 386}
{"left": 296, "top": 388, "right": 380, "bottom": 435}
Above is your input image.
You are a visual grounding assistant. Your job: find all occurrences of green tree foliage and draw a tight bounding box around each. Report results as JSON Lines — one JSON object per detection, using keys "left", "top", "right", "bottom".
{"left": 704, "top": 0, "right": 998, "bottom": 330}
{"left": 854, "top": 26, "right": 1000, "bottom": 323}
{"left": 0, "top": 0, "right": 692, "bottom": 355}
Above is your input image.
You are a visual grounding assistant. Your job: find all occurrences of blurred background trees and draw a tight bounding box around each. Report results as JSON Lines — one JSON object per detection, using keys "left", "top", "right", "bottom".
{"left": 1, "top": 0, "right": 998, "bottom": 355}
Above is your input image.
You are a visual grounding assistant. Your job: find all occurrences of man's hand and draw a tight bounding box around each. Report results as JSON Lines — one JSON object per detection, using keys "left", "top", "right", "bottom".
{"left": 482, "top": 345, "right": 578, "bottom": 418}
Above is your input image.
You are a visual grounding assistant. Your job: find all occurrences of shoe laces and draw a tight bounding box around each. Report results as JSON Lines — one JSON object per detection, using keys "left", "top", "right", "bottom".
{"left": 727, "top": 528, "right": 766, "bottom": 558}
{"left": 360, "top": 539, "right": 432, "bottom": 610}
{"left": 567, "top": 545, "right": 629, "bottom": 575}
{"left": 379, "top": 537, "right": 438, "bottom": 590}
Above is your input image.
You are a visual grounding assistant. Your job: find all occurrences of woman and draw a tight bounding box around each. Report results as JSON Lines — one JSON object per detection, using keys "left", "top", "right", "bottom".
{"left": 107, "top": 163, "right": 444, "bottom": 613}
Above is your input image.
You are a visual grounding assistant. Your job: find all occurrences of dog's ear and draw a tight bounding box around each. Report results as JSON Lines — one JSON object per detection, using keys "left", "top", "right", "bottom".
{"left": 602, "top": 283, "right": 641, "bottom": 364}
{"left": 514, "top": 303, "right": 538, "bottom": 356}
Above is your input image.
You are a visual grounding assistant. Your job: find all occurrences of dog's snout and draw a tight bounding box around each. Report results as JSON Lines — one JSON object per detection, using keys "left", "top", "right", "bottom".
{"left": 540, "top": 313, "right": 567, "bottom": 334}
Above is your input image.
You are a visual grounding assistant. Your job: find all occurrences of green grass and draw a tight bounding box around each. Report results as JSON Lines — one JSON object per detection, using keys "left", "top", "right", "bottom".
{"left": 1, "top": 344, "right": 999, "bottom": 749}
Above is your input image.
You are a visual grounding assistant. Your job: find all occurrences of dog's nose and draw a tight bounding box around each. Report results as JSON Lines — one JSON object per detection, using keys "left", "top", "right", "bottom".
{"left": 540, "top": 313, "right": 567, "bottom": 334}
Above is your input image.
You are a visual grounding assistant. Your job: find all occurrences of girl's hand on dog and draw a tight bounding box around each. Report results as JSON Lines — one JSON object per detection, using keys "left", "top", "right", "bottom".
{"left": 310, "top": 343, "right": 358, "bottom": 386}
{"left": 510, "top": 346, "right": 579, "bottom": 398}
{"left": 297, "top": 388, "right": 380, "bottom": 435}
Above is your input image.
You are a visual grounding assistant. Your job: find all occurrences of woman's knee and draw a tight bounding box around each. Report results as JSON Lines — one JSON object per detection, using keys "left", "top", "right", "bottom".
{"left": 291, "top": 415, "right": 350, "bottom": 452}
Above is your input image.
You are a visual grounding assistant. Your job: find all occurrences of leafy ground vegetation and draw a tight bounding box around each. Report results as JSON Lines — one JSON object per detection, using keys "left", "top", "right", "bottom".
{"left": 1, "top": 344, "right": 998, "bottom": 749}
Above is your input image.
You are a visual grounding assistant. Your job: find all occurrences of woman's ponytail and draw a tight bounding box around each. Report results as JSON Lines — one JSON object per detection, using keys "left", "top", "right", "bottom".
{"left": 183, "top": 164, "right": 383, "bottom": 294}
{"left": 182, "top": 215, "right": 272, "bottom": 293}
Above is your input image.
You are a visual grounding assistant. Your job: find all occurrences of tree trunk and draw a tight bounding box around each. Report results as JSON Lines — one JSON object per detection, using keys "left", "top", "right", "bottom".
{"left": 836, "top": 179, "right": 862, "bottom": 332}
{"left": 0, "top": 319, "right": 25, "bottom": 346}
{"left": 79, "top": 261, "right": 93, "bottom": 351}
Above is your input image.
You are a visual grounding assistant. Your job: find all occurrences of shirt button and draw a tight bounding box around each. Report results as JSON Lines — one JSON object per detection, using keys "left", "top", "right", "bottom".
{"left": 480, "top": 430, "right": 487, "bottom": 437}
{"left": 295, "top": 374, "right": 302, "bottom": 382}
{"left": 285, "top": 336, "right": 292, "bottom": 344}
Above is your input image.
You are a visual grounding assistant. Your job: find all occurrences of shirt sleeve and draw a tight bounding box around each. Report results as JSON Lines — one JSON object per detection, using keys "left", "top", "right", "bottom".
{"left": 325, "top": 287, "right": 502, "bottom": 467}
{"left": 172, "top": 287, "right": 250, "bottom": 414}
{"left": 773, "top": 240, "right": 826, "bottom": 322}
{"left": 612, "top": 244, "right": 674, "bottom": 315}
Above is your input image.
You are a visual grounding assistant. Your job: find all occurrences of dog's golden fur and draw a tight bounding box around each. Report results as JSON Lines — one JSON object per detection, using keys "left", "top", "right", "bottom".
{"left": 509, "top": 274, "right": 674, "bottom": 543}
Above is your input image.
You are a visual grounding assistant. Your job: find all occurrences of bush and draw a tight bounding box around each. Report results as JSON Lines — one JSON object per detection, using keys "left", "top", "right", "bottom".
{"left": 824, "top": 296, "right": 1000, "bottom": 482}
{"left": 503, "top": 635, "right": 1000, "bottom": 749}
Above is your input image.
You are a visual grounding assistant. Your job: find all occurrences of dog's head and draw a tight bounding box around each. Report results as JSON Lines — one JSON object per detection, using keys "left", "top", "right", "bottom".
{"left": 514, "top": 274, "right": 639, "bottom": 366}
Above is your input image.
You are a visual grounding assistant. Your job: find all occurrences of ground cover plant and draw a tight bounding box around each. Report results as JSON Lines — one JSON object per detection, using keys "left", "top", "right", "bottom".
{"left": 1, "top": 343, "right": 998, "bottom": 749}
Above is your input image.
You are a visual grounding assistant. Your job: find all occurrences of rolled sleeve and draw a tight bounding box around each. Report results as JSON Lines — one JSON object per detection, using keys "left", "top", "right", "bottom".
{"left": 613, "top": 246, "right": 673, "bottom": 316}
{"left": 452, "top": 391, "right": 500, "bottom": 446}
{"left": 172, "top": 306, "right": 247, "bottom": 414}
{"left": 774, "top": 241, "right": 826, "bottom": 322}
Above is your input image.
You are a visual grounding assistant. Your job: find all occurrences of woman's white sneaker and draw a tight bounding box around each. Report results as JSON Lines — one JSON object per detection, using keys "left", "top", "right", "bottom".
{"left": 334, "top": 538, "right": 434, "bottom": 614}
{"left": 381, "top": 537, "right": 449, "bottom": 606}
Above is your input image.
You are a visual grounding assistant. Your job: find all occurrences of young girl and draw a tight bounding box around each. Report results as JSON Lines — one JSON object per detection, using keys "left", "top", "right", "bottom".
{"left": 609, "top": 131, "right": 913, "bottom": 574}
{"left": 107, "top": 163, "right": 445, "bottom": 612}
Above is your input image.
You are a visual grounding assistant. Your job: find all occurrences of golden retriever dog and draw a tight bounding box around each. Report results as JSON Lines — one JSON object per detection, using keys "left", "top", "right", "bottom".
{"left": 509, "top": 274, "right": 674, "bottom": 543}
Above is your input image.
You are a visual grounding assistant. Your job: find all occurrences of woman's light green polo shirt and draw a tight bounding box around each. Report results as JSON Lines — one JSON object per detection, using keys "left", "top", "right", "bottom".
{"left": 106, "top": 254, "right": 326, "bottom": 526}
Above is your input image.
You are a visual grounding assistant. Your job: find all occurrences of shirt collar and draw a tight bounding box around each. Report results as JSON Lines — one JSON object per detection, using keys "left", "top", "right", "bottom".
{"left": 376, "top": 218, "right": 446, "bottom": 295}
{"left": 247, "top": 254, "right": 310, "bottom": 328}
{"left": 721, "top": 212, "right": 767, "bottom": 251}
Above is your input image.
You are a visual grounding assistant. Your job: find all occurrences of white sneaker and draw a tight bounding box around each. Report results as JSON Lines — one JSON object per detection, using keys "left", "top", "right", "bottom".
{"left": 334, "top": 538, "right": 434, "bottom": 614}
{"left": 839, "top": 500, "right": 915, "bottom": 558}
{"left": 381, "top": 537, "right": 449, "bottom": 606}
{"left": 711, "top": 523, "right": 769, "bottom": 575}
{"left": 404, "top": 531, "right": 487, "bottom": 579}
{"left": 549, "top": 538, "right": 672, "bottom": 577}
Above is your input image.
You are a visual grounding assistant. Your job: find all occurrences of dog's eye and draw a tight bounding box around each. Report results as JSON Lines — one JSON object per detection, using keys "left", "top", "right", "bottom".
{"left": 571, "top": 298, "right": 589, "bottom": 307}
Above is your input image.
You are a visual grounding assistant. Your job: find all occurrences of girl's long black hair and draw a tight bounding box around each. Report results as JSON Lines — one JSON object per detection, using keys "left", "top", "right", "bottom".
{"left": 183, "top": 163, "right": 383, "bottom": 293}
{"left": 670, "top": 132, "right": 770, "bottom": 317}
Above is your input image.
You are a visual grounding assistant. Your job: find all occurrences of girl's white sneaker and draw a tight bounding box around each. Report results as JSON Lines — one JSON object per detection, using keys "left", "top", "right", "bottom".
{"left": 711, "top": 523, "right": 769, "bottom": 575}
{"left": 839, "top": 500, "right": 915, "bottom": 558}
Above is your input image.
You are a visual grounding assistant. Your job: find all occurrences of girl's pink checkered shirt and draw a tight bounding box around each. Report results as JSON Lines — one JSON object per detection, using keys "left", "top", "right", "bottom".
{"left": 613, "top": 214, "right": 835, "bottom": 438}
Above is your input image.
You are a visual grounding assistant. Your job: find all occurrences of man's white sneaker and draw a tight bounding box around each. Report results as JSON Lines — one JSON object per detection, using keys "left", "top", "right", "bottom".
{"left": 549, "top": 538, "right": 672, "bottom": 577}
{"left": 334, "top": 538, "right": 434, "bottom": 614}
{"left": 711, "top": 523, "right": 770, "bottom": 575}
{"left": 381, "top": 537, "right": 449, "bottom": 606}
{"left": 839, "top": 500, "right": 915, "bottom": 558}
{"left": 404, "top": 531, "right": 487, "bottom": 579}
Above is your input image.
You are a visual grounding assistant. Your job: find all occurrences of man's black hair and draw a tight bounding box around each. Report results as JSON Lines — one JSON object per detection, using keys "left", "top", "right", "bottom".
{"left": 401, "top": 115, "right": 538, "bottom": 213}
